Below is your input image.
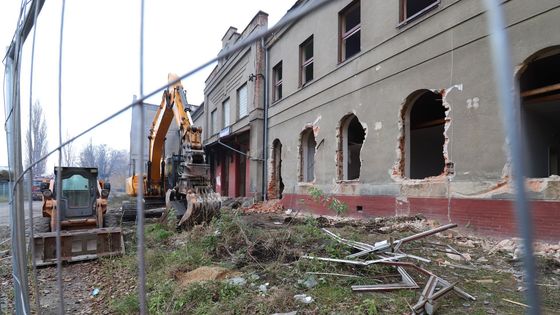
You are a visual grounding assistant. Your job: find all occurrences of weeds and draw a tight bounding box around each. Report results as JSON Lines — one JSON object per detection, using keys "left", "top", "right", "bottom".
{"left": 308, "top": 186, "right": 348, "bottom": 216}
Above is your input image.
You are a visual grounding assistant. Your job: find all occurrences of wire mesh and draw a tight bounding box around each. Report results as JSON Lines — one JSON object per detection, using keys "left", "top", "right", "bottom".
{"left": 2, "top": 0, "right": 544, "bottom": 313}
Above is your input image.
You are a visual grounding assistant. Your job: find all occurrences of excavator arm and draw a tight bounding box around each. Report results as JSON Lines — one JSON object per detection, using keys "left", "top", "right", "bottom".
{"left": 126, "top": 74, "right": 220, "bottom": 227}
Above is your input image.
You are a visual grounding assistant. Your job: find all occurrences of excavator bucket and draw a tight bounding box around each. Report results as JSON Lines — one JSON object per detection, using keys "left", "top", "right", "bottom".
{"left": 165, "top": 187, "right": 221, "bottom": 228}
{"left": 33, "top": 227, "right": 124, "bottom": 267}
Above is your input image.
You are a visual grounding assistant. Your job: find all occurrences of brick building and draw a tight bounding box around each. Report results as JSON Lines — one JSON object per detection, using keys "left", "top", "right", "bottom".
{"left": 196, "top": 0, "right": 559, "bottom": 239}
{"left": 201, "top": 12, "right": 268, "bottom": 200}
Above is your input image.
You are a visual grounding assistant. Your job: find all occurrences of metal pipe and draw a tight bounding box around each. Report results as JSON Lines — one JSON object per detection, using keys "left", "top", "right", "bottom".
{"left": 27, "top": 0, "right": 42, "bottom": 311}
{"left": 482, "top": 1, "right": 540, "bottom": 313}
{"left": 397, "top": 223, "right": 457, "bottom": 244}
{"left": 262, "top": 37, "right": 269, "bottom": 200}
{"left": 137, "top": 0, "right": 148, "bottom": 313}
{"left": 6, "top": 21, "right": 31, "bottom": 314}
{"left": 56, "top": 1, "right": 67, "bottom": 312}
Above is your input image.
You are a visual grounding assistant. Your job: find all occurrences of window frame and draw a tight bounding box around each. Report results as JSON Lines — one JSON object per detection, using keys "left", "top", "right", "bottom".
{"left": 237, "top": 83, "right": 248, "bottom": 119}
{"left": 210, "top": 109, "right": 218, "bottom": 135}
{"left": 272, "top": 61, "right": 283, "bottom": 102}
{"left": 339, "top": 0, "right": 361, "bottom": 63}
{"left": 398, "top": 0, "right": 440, "bottom": 26}
{"left": 222, "top": 98, "right": 230, "bottom": 128}
{"left": 299, "top": 36, "right": 314, "bottom": 87}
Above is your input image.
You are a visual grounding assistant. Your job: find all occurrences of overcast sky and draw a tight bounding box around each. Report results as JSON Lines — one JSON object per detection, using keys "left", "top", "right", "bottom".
{"left": 1, "top": 0, "right": 294, "bottom": 173}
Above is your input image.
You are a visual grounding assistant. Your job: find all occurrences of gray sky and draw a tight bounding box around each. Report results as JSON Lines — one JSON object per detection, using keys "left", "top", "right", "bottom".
{"left": 1, "top": 0, "right": 293, "bottom": 173}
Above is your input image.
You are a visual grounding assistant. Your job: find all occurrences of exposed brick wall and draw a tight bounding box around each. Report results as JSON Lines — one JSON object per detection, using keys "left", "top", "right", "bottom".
{"left": 282, "top": 194, "right": 560, "bottom": 241}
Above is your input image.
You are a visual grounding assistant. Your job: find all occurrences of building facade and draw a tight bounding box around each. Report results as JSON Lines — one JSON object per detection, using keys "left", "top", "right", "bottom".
{"left": 202, "top": 12, "right": 268, "bottom": 199}
{"left": 264, "top": 0, "right": 560, "bottom": 239}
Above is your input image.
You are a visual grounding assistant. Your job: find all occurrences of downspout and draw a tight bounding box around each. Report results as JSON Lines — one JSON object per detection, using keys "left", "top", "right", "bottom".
{"left": 262, "top": 37, "right": 269, "bottom": 201}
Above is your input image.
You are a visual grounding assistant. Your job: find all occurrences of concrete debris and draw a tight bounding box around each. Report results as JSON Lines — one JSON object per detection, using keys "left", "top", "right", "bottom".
{"left": 487, "top": 238, "right": 560, "bottom": 260}
{"left": 302, "top": 276, "right": 318, "bottom": 289}
{"left": 258, "top": 283, "right": 268, "bottom": 294}
{"left": 293, "top": 294, "right": 314, "bottom": 304}
{"left": 228, "top": 276, "right": 247, "bottom": 286}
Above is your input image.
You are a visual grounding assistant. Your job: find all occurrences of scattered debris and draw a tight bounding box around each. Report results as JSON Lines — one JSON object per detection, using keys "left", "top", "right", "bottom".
{"left": 299, "top": 222, "right": 477, "bottom": 313}
{"left": 502, "top": 298, "right": 529, "bottom": 308}
{"left": 351, "top": 267, "right": 418, "bottom": 292}
{"left": 302, "top": 276, "right": 318, "bottom": 289}
{"left": 293, "top": 294, "right": 314, "bottom": 304}
{"left": 228, "top": 276, "right": 247, "bottom": 286}
{"left": 242, "top": 199, "right": 283, "bottom": 214}
{"left": 90, "top": 288, "right": 100, "bottom": 297}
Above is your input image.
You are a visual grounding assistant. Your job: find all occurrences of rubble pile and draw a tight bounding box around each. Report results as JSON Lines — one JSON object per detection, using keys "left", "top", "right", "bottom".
{"left": 242, "top": 199, "right": 284, "bottom": 214}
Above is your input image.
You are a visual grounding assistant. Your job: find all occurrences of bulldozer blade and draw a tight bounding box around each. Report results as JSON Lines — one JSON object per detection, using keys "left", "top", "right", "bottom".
{"left": 33, "top": 227, "right": 124, "bottom": 267}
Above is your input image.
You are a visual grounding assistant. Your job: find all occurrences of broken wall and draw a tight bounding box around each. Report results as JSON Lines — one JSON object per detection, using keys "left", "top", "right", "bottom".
{"left": 264, "top": 0, "right": 560, "bottom": 238}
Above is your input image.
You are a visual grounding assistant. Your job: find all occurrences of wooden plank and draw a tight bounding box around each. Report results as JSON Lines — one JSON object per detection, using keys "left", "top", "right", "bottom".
{"left": 521, "top": 83, "right": 560, "bottom": 98}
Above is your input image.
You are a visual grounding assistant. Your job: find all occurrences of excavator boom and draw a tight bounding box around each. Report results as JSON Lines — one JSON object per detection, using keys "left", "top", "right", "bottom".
{"left": 125, "top": 74, "right": 220, "bottom": 226}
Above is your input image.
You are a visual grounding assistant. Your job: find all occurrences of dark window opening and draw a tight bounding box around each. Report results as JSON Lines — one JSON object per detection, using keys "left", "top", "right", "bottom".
{"left": 400, "top": 0, "right": 439, "bottom": 23}
{"left": 300, "top": 128, "right": 316, "bottom": 182}
{"left": 519, "top": 49, "right": 560, "bottom": 178}
{"left": 273, "top": 62, "right": 283, "bottom": 102}
{"left": 270, "top": 139, "right": 284, "bottom": 199}
{"left": 300, "top": 36, "right": 314, "bottom": 86}
{"left": 339, "top": 1, "right": 361, "bottom": 62}
{"left": 340, "top": 115, "right": 365, "bottom": 180}
{"left": 356, "top": 205, "right": 363, "bottom": 212}
{"left": 409, "top": 91, "right": 446, "bottom": 179}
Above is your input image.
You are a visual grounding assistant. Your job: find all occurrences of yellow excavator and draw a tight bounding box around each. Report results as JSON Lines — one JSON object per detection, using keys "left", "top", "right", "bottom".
{"left": 126, "top": 74, "right": 221, "bottom": 226}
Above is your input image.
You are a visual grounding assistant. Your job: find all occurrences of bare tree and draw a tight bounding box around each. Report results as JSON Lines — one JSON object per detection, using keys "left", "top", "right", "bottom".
{"left": 62, "top": 130, "right": 76, "bottom": 166}
{"left": 79, "top": 140, "right": 129, "bottom": 180}
{"left": 25, "top": 101, "right": 48, "bottom": 176}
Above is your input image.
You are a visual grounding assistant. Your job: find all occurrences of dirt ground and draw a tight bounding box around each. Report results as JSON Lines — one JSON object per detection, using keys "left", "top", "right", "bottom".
{"left": 1, "top": 206, "right": 560, "bottom": 314}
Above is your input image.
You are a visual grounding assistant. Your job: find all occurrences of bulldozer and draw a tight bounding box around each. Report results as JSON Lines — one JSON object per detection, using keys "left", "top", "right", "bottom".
{"left": 33, "top": 167, "right": 124, "bottom": 266}
{"left": 126, "top": 74, "right": 221, "bottom": 227}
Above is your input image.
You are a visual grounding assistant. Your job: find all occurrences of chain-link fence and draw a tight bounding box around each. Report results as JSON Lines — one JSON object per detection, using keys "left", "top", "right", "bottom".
{"left": 2, "top": 0, "right": 542, "bottom": 314}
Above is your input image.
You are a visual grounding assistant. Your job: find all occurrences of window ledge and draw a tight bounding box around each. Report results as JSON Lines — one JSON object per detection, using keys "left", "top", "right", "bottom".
{"left": 397, "top": 1, "right": 440, "bottom": 29}
{"left": 297, "top": 182, "right": 314, "bottom": 186}
{"left": 336, "top": 179, "right": 360, "bottom": 184}
{"left": 337, "top": 51, "right": 363, "bottom": 68}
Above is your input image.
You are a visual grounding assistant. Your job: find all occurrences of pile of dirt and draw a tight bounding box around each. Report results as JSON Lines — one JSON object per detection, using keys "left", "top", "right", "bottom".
{"left": 175, "top": 266, "right": 240, "bottom": 287}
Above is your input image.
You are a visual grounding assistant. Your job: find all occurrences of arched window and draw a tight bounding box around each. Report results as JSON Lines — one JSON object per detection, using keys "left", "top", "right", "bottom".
{"left": 299, "top": 128, "right": 316, "bottom": 182}
{"left": 270, "top": 139, "right": 284, "bottom": 199}
{"left": 405, "top": 90, "right": 446, "bottom": 179}
{"left": 519, "top": 47, "right": 560, "bottom": 177}
{"left": 338, "top": 114, "right": 365, "bottom": 180}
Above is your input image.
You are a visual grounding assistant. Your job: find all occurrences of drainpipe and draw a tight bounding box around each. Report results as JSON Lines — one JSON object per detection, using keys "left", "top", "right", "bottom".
{"left": 262, "top": 37, "right": 269, "bottom": 201}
